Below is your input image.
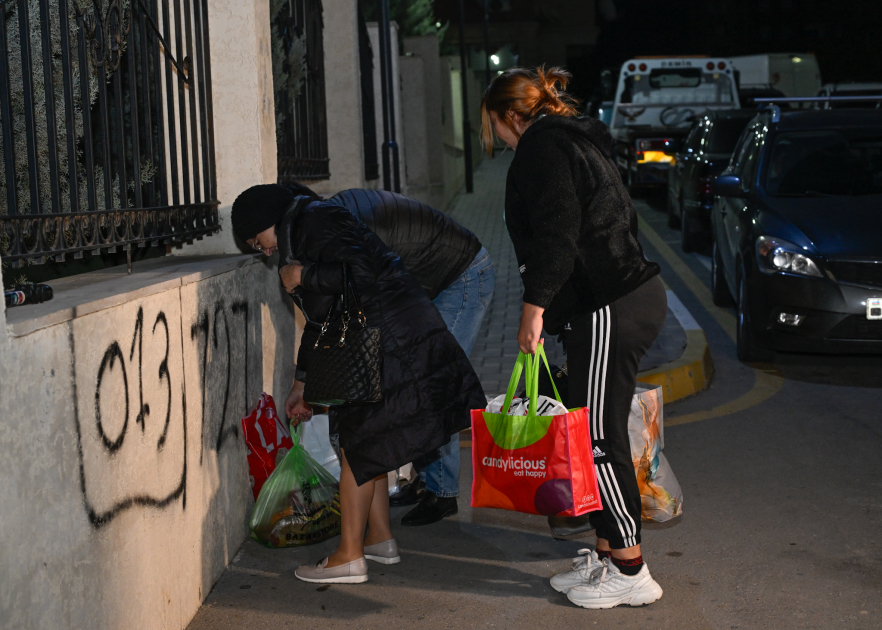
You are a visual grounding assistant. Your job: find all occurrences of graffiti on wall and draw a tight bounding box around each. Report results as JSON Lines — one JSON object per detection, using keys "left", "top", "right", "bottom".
{"left": 72, "top": 295, "right": 255, "bottom": 529}
{"left": 191, "top": 301, "right": 249, "bottom": 465}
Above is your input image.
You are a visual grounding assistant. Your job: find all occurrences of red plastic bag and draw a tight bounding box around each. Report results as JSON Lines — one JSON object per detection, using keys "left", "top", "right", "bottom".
{"left": 471, "top": 347, "right": 602, "bottom": 517}
{"left": 241, "top": 393, "right": 294, "bottom": 499}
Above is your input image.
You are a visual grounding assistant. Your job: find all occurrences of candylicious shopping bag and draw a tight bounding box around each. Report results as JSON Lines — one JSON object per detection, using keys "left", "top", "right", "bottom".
{"left": 471, "top": 346, "right": 602, "bottom": 517}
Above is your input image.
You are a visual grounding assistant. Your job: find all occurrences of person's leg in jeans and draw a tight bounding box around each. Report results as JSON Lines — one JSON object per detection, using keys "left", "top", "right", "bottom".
{"left": 401, "top": 248, "right": 495, "bottom": 526}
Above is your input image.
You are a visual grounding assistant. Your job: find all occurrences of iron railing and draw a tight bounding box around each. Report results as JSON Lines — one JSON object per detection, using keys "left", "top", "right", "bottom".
{"left": 272, "top": 0, "right": 329, "bottom": 183}
{"left": 0, "top": 0, "right": 218, "bottom": 267}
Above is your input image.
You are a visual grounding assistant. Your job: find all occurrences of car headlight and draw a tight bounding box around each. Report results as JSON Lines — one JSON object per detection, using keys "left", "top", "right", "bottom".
{"left": 756, "top": 236, "right": 822, "bottom": 278}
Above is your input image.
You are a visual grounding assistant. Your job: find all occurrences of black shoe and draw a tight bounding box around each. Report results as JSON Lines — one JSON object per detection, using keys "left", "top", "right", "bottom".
{"left": 400, "top": 492, "right": 458, "bottom": 526}
{"left": 389, "top": 478, "right": 425, "bottom": 507}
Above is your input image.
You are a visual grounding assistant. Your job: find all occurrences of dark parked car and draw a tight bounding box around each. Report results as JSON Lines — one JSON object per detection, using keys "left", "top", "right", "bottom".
{"left": 667, "top": 109, "right": 756, "bottom": 252}
{"left": 711, "top": 107, "right": 882, "bottom": 361}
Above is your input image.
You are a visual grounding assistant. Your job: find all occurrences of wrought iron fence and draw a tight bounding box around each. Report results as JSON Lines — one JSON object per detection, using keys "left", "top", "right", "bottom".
{"left": 272, "top": 0, "right": 329, "bottom": 183}
{"left": 0, "top": 0, "right": 218, "bottom": 268}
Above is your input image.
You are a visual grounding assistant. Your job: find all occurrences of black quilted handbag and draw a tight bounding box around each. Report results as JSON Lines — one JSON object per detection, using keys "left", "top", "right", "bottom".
{"left": 303, "top": 265, "right": 383, "bottom": 406}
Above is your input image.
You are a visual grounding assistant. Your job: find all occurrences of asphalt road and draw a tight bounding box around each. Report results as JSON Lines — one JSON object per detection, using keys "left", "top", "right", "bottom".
{"left": 187, "top": 194, "right": 882, "bottom": 630}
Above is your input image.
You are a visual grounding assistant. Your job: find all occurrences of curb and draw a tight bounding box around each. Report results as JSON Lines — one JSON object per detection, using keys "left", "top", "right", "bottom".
{"left": 637, "top": 289, "right": 714, "bottom": 404}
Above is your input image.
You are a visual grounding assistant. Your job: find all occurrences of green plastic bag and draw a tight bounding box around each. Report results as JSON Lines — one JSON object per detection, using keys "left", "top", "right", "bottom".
{"left": 249, "top": 424, "right": 341, "bottom": 548}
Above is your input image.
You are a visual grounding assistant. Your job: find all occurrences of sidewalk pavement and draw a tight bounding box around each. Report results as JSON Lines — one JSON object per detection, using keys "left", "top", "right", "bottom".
{"left": 185, "top": 153, "right": 713, "bottom": 630}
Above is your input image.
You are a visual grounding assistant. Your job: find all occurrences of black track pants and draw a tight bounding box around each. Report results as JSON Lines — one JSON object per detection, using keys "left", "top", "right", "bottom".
{"left": 563, "top": 276, "right": 667, "bottom": 549}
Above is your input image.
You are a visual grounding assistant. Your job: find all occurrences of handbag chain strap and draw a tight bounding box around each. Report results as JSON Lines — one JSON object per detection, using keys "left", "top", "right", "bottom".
{"left": 313, "top": 263, "right": 367, "bottom": 350}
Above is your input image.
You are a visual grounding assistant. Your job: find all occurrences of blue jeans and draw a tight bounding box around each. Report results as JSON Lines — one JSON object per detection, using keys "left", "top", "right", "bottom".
{"left": 418, "top": 247, "right": 495, "bottom": 498}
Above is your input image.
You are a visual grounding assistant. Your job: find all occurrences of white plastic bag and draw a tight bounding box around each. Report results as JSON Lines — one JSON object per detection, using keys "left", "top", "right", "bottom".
{"left": 485, "top": 393, "right": 568, "bottom": 416}
{"left": 299, "top": 414, "right": 341, "bottom": 480}
{"left": 629, "top": 383, "right": 683, "bottom": 522}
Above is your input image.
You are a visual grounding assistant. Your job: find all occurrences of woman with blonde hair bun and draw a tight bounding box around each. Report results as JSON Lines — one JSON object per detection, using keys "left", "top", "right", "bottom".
{"left": 481, "top": 66, "right": 667, "bottom": 609}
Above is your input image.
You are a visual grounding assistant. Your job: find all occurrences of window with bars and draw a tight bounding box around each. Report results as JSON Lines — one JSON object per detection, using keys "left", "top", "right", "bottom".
{"left": 271, "top": 0, "right": 330, "bottom": 184}
{"left": 0, "top": 0, "right": 218, "bottom": 270}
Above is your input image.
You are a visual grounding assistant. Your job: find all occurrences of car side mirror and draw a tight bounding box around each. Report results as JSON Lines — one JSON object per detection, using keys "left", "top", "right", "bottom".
{"left": 713, "top": 174, "right": 746, "bottom": 198}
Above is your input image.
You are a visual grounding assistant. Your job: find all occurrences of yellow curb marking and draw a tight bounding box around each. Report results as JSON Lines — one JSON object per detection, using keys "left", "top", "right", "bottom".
{"left": 638, "top": 329, "right": 714, "bottom": 403}
{"left": 637, "top": 208, "right": 784, "bottom": 427}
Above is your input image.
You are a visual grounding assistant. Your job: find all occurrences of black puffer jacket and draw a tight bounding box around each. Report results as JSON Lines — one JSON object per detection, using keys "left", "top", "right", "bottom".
{"left": 277, "top": 200, "right": 486, "bottom": 485}
{"left": 505, "top": 115, "right": 660, "bottom": 334}
{"left": 327, "top": 189, "right": 482, "bottom": 299}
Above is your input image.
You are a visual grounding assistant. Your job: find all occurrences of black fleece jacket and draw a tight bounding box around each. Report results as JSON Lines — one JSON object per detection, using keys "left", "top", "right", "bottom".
{"left": 505, "top": 115, "right": 660, "bottom": 333}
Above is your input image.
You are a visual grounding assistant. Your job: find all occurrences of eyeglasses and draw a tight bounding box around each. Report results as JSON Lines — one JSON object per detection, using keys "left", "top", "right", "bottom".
{"left": 249, "top": 240, "right": 264, "bottom": 252}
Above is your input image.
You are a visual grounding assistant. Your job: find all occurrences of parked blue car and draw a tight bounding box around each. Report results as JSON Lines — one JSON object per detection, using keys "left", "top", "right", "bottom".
{"left": 711, "top": 107, "right": 882, "bottom": 361}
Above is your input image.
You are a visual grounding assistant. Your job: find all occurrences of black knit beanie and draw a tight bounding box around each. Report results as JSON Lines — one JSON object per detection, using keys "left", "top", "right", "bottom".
{"left": 230, "top": 184, "right": 295, "bottom": 242}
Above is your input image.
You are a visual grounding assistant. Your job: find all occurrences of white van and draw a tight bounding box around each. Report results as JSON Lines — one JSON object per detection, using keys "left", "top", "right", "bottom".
{"left": 730, "top": 53, "right": 821, "bottom": 98}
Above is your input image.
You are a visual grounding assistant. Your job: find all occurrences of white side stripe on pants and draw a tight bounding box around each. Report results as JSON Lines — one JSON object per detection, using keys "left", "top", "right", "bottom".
{"left": 597, "top": 306, "right": 611, "bottom": 440}
{"left": 587, "top": 307, "right": 611, "bottom": 441}
{"left": 587, "top": 305, "right": 637, "bottom": 548}
{"left": 599, "top": 462, "right": 638, "bottom": 548}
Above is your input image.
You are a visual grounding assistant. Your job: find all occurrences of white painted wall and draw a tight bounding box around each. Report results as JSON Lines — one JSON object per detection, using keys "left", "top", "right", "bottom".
{"left": 173, "top": 0, "right": 278, "bottom": 257}
{"left": 0, "top": 0, "right": 368, "bottom": 626}
{"left": 310, "top": 0, "right": 366, "bottom": 197}
{"left": 0, "top": 255, "right": 299, "bottom": 629}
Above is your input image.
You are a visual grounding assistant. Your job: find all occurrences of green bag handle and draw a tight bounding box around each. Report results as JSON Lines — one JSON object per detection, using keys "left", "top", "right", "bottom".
{"left": 500, "top": 351, "right": 527, "bottom": 420}
{"left": 533, "top": 343, "right": 564, "bottom": 406}
{"left": 498, "top": 344, "right": 564, "bottom": 421}
{"left": 289, "top": 420, "right": 301, "bottom": 448}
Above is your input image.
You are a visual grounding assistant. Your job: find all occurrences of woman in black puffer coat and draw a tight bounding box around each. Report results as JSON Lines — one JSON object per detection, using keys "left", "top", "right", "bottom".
{"left": 231, "top": 185, "right": 485, "bottom": 584}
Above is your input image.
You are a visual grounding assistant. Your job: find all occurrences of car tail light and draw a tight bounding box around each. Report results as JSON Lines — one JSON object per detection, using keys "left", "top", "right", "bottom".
{"left": 628, "top": 63, "right": 636, "bottom": 72}
{"left": 717, "top": 61, "right": 726, "bottom": 70}
{"left": 706, "top": 61, "right": 715, "bottom": 70}
{"left": 637, "top": 138, "right": 673, "bottom": 152}
{"left": 639, "top": 63, "right": 647, "bottom": 71}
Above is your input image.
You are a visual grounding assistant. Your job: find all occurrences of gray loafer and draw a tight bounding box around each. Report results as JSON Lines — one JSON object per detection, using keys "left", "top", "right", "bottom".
{"left": 295, "top": 557, "right": 369, "bottom": 584}
{"left": 364, "top": 539, "right": 401, "bottom": 565}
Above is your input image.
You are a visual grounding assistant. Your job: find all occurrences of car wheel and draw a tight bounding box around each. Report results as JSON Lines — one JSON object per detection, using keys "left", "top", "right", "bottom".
{"left": 667, "top": 190, "right": 681, "bottom": 228}
{"left": 711, "top": 242, "right": 734, "bottom": 307}
{"left": 736, "top": 266, "right": 773, "bottom": 363}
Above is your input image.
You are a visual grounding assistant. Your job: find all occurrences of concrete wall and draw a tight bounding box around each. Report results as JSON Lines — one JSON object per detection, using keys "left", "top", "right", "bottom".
{"left": 439, "top": 57, "right": 485, "bottom": 209}
{"left": 179, "top": 0, "right": 279, "bottom": 256}
{"left": 399, "top": 56, "right": 430, "bottom": 198}
{"left": 401, "top": 35, "right": 447, "bottom": 210}
{"left": 0, "top": 0, "right": 368, "bottom": 627}
{"left": 310, "top": 0, "right": 366, "bottom": 197}
{"left": 174, "top": 0, "right": 366, "bottom": 252}
{"left": 366, "top": 22, "right": 407, "bottom": 196}
{"left": 0, "top": 255, "right": 300, "bottom": 629}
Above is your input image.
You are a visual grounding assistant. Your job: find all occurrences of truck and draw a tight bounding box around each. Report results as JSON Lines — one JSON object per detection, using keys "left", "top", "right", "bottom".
{"left": 609, "top": 57, "right": 740, "bottom": 193}
{"left": 729, "top": 53, "right": 822, "bottom": 98}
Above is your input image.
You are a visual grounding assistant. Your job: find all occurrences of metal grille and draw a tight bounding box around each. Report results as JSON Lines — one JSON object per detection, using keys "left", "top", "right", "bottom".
{"left": 828, "top": 260, "right": 882, "bottom": 289}
{"left": 273, "top": 0, "right": 329, "bottom": 184}
{"left": 0, "top": 0, "right": 218, "bottom": 267}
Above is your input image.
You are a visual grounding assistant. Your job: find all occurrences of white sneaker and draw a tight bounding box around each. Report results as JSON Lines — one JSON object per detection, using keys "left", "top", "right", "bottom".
{"left": 549, "top": 548, "right": 605, "bottom": 593}
{"left": 566, "top": 558, "right": 663, "bottom": 609}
